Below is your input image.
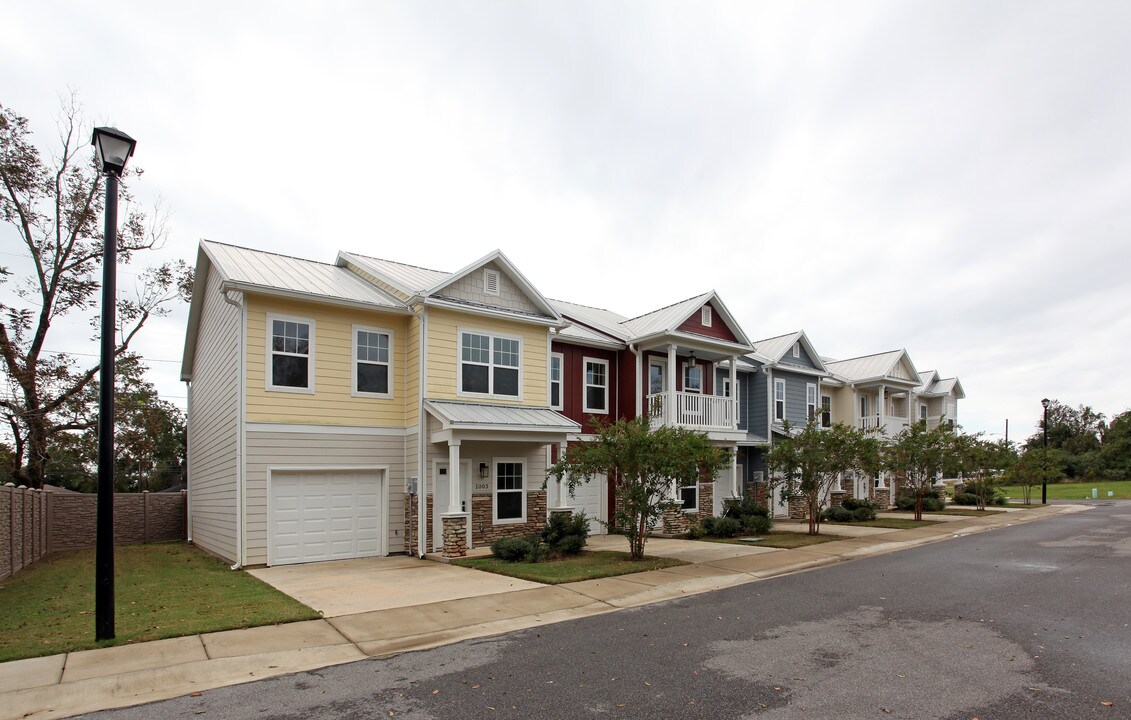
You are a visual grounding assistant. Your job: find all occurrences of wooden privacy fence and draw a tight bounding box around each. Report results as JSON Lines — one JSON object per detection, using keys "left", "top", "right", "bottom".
{"left": 1, "top": 484, "right": 187, "bottom": 582}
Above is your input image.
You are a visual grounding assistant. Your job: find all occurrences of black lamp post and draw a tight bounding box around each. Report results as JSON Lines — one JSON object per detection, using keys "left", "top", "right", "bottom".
{"left": 1041, "top": 398, "right": 1050, "bottom": 505}
{"left": 91, "top": 126, "right": 137, "bottom": 642}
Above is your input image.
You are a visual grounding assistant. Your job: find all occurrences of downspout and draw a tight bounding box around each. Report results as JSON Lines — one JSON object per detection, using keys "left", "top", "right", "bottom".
{"left": 184, "top": 380, "right": 193, "bottom": 543}
{"left": 413, "top": 301, "right": 428, "bottom": 558}
{"left": 221, "top": 288, "right": 246, "bottom": 570}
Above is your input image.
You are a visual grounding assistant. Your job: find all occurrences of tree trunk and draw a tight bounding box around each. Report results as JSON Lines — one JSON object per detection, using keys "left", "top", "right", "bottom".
{"left": 914, "top": 491, "right": 924, "bottom": 521}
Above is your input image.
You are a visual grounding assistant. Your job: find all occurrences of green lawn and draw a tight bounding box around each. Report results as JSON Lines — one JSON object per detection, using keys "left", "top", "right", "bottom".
{"left": 0, "top": 543, "right": 319, "bottom": 663}
{"left": 706, "top": 531, "right": 849, "bottom": 548}
{"left": 929, "top": 508, "right": 1009, "bottom": 516}
{"left": 453, "top": 550, "right": 686, "bottom": 584}
{"left": 827, "top": 518, "right": 942, "bottom": 529}
{"left": 998, "top": 479, "right": 1131, "bottom": 501}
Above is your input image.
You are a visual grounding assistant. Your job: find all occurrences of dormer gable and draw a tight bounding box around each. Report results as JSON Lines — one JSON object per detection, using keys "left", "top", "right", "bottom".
{"left": 752, "top": 330, "right": 828, "bottom": 373}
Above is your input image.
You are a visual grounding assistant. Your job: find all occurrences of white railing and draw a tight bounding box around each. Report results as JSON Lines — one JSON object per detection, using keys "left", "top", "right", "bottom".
{"left": 860, "top": 415, "right": 910, "bottom": 435}
{"left": 648, "top": 391, "right": 735, "bottom": 431}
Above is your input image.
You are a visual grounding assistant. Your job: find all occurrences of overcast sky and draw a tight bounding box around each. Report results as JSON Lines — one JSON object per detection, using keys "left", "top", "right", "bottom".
{"left": 3, "top": 0, "right": 1129, "bottom": 442}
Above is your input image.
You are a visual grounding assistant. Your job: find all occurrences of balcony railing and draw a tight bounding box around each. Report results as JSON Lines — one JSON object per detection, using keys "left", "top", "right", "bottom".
{"left": 860, "top": 415, "right": 910, "bottom": 436}
{"left": 648, "top": 391, "right": 735, "bottom": 431}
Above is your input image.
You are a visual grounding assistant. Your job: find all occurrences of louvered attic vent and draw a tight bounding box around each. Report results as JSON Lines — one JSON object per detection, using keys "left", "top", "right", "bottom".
{"left": 484, "top": 269, "right": 500, "bottom": 296}
{"left": 701, "top": 305, "right": 712, "bottom": 326}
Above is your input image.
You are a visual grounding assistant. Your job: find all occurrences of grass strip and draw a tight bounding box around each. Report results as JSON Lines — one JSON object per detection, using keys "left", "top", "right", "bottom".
{"left": 453, "top": 550, "right": 686, "bottom": 584}
{"left": 0, "top": 543, "right": 319, "bottom": 663}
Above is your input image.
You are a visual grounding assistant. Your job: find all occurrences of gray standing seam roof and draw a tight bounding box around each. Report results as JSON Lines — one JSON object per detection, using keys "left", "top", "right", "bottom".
{"left": 425, "top": 400, "right": 581, "bottom": 431}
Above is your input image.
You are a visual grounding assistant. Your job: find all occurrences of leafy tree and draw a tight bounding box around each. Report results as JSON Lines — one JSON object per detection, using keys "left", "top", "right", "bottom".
{"left": 1006, "top": 446, "right": 1066, "bottom": 503}
{"left": 0, "top": 96, "right": 192, "bottom": 488}
{"left": 1099, "top": 411, "right": 1131, "bottom": 480}
{"left": 1025, "top": 400, "right": 1106, "bottom": 479}
{"left": 548, "top": 417, "right": 730, "bottom": 560}
{"left": 766, "top": 419, "right": 879, "bottom": 535}
{"left": 951, "top": 434, "right": 1016, "bottom": 510}
{"left": 886, "top": 421, "right": 956, "bottom": 520}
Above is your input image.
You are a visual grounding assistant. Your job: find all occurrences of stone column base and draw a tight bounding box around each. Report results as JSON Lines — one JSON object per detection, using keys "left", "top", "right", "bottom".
{"left": 829, "top": 490, "right": 846, "bottom": 507}
{"left": 441, "top": 514, "right": 469, "bottom": 558}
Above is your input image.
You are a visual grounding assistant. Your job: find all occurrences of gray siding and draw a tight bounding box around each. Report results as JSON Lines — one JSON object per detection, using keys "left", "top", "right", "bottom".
{"left": 778, "top": 343, "right": 819, "bottom": 371}
{"left": 187, "top": 265, "right": 241, "bottom": 563}
{"left": 244, "top": 429, "right": 408, "bottom": 565}
{"left": 434, "top": 261, "right": 542, "bottom": 316}
{"left": 740, "top": 364, "right": 769, "bottom": 438}
{"left": 778, "top": 370, "right": 817, "bottom": 428}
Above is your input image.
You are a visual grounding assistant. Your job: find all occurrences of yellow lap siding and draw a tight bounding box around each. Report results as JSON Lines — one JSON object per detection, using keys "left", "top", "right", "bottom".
{"left": 425, "top": 307, "right": 549, "bottom": 406}
{"left": 246, "top": 296, "right": 410, "bottom": 426}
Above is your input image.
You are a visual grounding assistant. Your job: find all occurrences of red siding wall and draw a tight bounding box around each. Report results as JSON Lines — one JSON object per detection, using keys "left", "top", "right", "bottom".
{"left": 641, "top": 350, "right": 715, "bottom": 398}
{"left": 552, "top": 342, "right": 621, "bottom": 434}
{"left": 676, "top": 302, "right": 739, "bottom": 342}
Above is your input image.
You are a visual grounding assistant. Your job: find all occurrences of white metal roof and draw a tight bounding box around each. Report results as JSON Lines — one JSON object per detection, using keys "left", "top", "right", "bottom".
{"left": 339, "top": 252, "right": 449, "bottom": 297}
{"left": 204, "top": 241, "right": 402, "bottom": 309}
{"left": 621, "top": 292, "right": 712, "bottom": 338}
{"left": 550, "top": 299, "right": 631, "bottom": 341}
{"left": 554, "top": 323, "right": 624, "bottom": 347}
{"left": 751, "top": 331, "right": 801, "bottom": 362}
{"left": 424, "top": 400, "right": 581, "bottom": 432}
{"left": 825, "top": 349, "right": 917, "bottom": 385}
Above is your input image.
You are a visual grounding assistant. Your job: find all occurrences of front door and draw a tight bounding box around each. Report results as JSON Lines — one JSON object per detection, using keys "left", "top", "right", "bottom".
{"left": 433, "top": 460, "right": 473, "bottom": 552}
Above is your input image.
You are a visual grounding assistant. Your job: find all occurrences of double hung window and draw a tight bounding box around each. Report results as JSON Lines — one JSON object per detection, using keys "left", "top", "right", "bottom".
{"left": 353, "top": 326, "right": 392, "bottom": 397}
{"left": 583, "top": 358, "right": 608, "bottom": 413}
{"left": 460, "top": 331, "right": 520, "bottom": 398}
{"left": 267, "top": 315, "right": 314, "bottom": 392}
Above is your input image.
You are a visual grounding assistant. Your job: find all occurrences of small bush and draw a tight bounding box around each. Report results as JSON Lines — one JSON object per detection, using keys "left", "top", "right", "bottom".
{"left": 852, "top": 506, "right": 875, "bottom": 522}
{"left": 542, "top": 511, "right": 589, "bottom": 555}
{"left": 895, "top": 491, "right": 945, "bottom": 512}
{"left": 699, "top": 516, "right": 718, "bottom": 536}
{"left": 820, "top": 506, "right": 854, "bottom": 523}
{"left": 953, "top": 492, "right": 978, "bottom": 506}
{"left": 688, "top": 520, "right": 706, "bottom": 540}
{"left": 491, "top": 536, "right": 534, "bottom": 562}
{"left": 742, "top": 514, "right": 772, "bottom": 535}
{"left": 711, "top": 517, "right": 743, "bottom": 538}
{"left": 842, "top": 497, "right": 875, "bottom": 512}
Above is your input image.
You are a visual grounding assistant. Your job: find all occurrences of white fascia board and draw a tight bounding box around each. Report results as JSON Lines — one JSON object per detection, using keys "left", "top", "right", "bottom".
{"left": 180, "top": 247, "right": 215, "bottom": 381}
{"left": 766, "top": 363, "right": 829, "bottom": 378}
{"left": 225, "top": 282, "right": 412, "bottom": 315}
{"left": 634, "top": 330, "right": 754, "bottom": 355}
{"left": 422, "top": 297, "right": 561, "bottom": 326}
{"left": 423, "top": 249, "right": 563, "bottom": 323}
{"left": 551, "top": 333, "right": 626, "bottom": 351}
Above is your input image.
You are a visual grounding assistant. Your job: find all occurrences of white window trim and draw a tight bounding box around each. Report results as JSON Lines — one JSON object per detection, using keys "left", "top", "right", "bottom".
{"left": 351, "top": 324, "right": 394, "bottom": 399}
{"left": 682, "top": 362, "right": 703, "bottom": 394}
{"left": 457, "top": 327, "right": 524, "bottom": 400}
{"left": 266, "top": 312, "right": 316, "bottom": 394}
{"left": 549, "top": 351, "right": 564, "bottom": 410}
{"left": 920, "top": 403, "right": 928, "bottom": 421}
{"left": 719, "top": 377, "right": 731, "bottom": 398}
{"left": 701, "top": 306, "right": 712, "bottom": 327}
{"left": 493, "top": 457, "right": 526, "bottom": 524}
{"left": 774, "top": 379, "right": 786, "bottom": 421}
{"left": 806, "top": 382, "right": 817, "bottom": 422}
{"left": 821, "top": 394, "right": 832, "bottom": 427}
{"left": 648, "top": 359, "right": 667, "bottom": 394}
{"left": 792, "top": 342, "right": 801, "bottom": 359}
{"left": 483, "top": 268, "right": 500, "bottom": 296}
{"left": 582, "top": 357, "right": 610, "bottom": 414}
{"left": 680, "top": 482, "right": 699, "bottom": 513}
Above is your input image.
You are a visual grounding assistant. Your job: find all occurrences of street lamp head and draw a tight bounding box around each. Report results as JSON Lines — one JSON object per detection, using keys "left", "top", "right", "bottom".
{"left": 91, "top": 126, "right": 136, "bottom": 177}
{"left": 1041, "top": 398, "right": 1050, "bottom": 410}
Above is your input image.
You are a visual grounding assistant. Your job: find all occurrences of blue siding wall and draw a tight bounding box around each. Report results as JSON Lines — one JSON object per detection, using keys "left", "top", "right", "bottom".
{"left": 778, "top": 342, "right": 819, "bottom": 371}
{"left": 777, "top": 370, "right": 817, "bottom": 428}
{"left": 739, "top": 363, "right": 768, "bottom": 437}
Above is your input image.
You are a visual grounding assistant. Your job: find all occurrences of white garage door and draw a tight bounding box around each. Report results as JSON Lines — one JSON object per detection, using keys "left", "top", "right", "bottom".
{"left": 568, "top": 475, "right": 607, "bottom": 535}
{"left": 270, "top": 470, "right": 384, "bottom": 566}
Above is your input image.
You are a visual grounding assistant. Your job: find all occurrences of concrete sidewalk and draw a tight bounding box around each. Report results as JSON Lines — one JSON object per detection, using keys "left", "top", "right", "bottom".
{"left": 0, "top": 504, "right": 1084, "bottom": 720}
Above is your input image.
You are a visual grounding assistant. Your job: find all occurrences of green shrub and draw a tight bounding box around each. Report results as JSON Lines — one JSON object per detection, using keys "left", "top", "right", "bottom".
{"left": 953, "top": 492, "right": 978, "bottom": 506}
{"left": 852, "top": 506, "right": 875, "bottom": 522}
{"left": 742, "top": 514, "right": 772, "bottom": 535}
{"left": 688, "top": 520, "right": 706, "bottom": 540}
{"left": 842, "top": 497, "right": 875, "bottom": 512}
{"left": 711, "top": 517, "right": 743, "bottom": 538}
{"left": 820, "top": 506, "right": 853, "bottom": 522}
{"left": 895, "top": 490, "right": 945, "bottom": 512}
{"left": 491, "top": 536, "right": 533, "bottom": 562}
{"left": 699, "top": 516, "right": 718, "bottom": 536}
{"left": 542, "top": 511, "right": 589, "bottom": 555}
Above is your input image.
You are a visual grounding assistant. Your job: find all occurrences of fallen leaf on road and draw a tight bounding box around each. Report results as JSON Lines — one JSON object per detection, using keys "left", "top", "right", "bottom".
{"left": 432, "top": 690, "right": 440, "bottom": 695}
{"left": 472, "top": 684, "right": 480, "bottom": 689}
{"left": 1101, "top": 701, "right": 1113, "bottom": 707}
{"left": 190, "top": 693, "right": 202, "bottom": 697}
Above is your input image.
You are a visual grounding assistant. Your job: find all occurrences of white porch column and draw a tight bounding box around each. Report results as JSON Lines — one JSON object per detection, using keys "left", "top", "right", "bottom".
{"left": 877, "top": 384, "right": 886, "bottom": 428}
{"left": 729, "top": 355, "right": 738, "bottom": 428}
{"left": 731, "top": 448, "right": 739, "bottom": 497}
{"left": 447, "top": 440, "right": 462, "bottom": 514}
{"left": 666, "top": 344, "right": 677, "bottom": 425}
{"left": 557, "top": 441, "right": 569, "bottom": 509}
{"left": 908, "top": 393, "right": 914, "bottom": 426}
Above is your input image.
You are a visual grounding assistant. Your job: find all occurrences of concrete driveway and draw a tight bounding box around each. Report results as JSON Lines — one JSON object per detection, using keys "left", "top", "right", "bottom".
{"left": 249, "top": 556, "right": 542, "bottom": 618}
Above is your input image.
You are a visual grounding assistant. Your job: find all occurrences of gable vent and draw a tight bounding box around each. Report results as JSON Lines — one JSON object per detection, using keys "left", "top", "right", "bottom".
{"left": 484, "top": 269, "right": 500, "bottom": 296}
{"left": 701, "top": 306, "right": 712, "bottom": 327}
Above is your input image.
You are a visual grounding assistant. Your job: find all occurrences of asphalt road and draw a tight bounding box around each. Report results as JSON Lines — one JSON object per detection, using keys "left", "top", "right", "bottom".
{"left": 79, "top": 503, "right": 1131, "bottom": 719}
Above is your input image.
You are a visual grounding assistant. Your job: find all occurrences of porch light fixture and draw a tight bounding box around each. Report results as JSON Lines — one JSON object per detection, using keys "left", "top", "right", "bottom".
{"left": 479, "top": 462, "right": 490, "bottom": 479}
{"left": 90, "top": 125, "right": 138, "bottom": 642}
{"left": 688, "top": 351, "right": 696, "bottom": 369}
{"left": 1041, "top": 398, "right": 1050, "bottom": 504}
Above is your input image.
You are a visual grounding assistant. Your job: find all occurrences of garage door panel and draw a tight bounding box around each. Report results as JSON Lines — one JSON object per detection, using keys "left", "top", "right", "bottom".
{"left": 569, "top": 475, "right": 607, "bottom": 535}
{"left": 270, "top": 470, "right": 385, "bottom": 566}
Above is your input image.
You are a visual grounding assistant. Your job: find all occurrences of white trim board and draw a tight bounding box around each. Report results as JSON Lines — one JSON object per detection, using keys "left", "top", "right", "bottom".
{"left": 246, "top": 423, "right": 413, "bottom": 436}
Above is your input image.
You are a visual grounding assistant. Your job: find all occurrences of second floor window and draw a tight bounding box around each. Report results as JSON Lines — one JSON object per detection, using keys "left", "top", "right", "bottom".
{"left": 268, "top": 315, "right": 314, "bottom": 392}
{"left": 550, "top": 353, "right": 563, "bottom": 409}
{"left": 584, "top": 358, "right": 608, "bottom": 413}
{"left": 354, "top": 327, "right": 392, "bottom": 397}
{"left": 683, "top": 364, "right": 702, "bottom": 394}
{"left": 461, "top": 331, "right": 520, "bottom": 397}
{"left": 807, "top": 384, "right": 817, "bottom": 421}
{"left": 821, "top": 395, "right": 832, "bottom": 427}
{"left": 774, "top": 379, "right": 785, "bottom": 421}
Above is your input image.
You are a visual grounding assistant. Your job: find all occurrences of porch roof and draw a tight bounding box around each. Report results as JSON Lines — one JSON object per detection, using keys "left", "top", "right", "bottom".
{"left": 424, "top": 400, "right": 581, "bottom": 435}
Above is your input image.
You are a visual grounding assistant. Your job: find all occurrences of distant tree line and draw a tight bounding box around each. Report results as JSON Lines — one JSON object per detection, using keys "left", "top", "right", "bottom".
{"left": 1022, "top": 400, "right": 1130, "bottom": 482}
